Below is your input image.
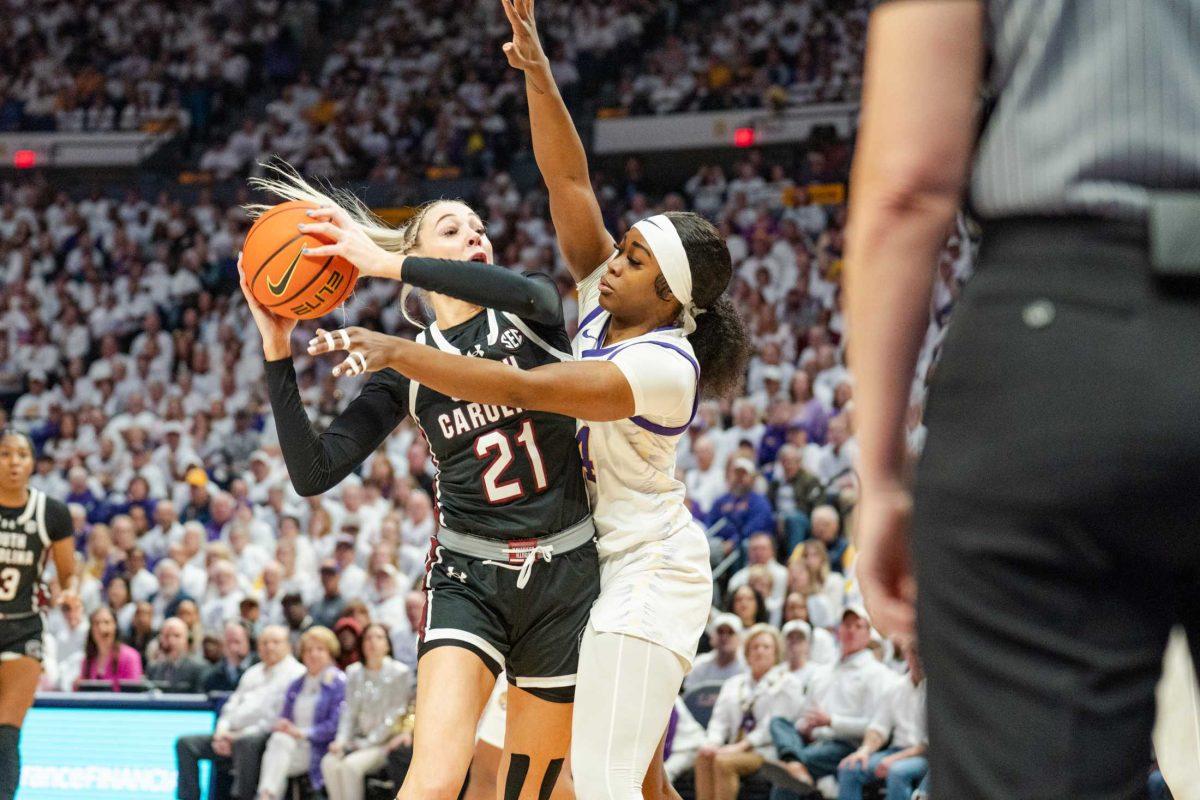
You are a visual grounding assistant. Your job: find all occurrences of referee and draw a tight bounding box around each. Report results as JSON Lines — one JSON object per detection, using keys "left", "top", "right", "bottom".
{"left": 845, "top": 2, "right": 1200, "bottom": 799}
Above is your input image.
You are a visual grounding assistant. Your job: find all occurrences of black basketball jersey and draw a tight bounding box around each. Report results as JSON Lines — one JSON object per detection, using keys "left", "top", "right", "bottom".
{"left": 405, "top": 308, "right": 590, "bottom": 540}
{"left": 0, "top": 488, "right": 72, "bottom": 619}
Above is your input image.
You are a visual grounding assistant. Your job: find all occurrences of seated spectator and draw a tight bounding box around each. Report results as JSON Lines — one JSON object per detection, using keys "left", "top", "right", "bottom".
{"left": 837, "top": 645, "right": 928, "bottom": 800}
{"left": 256, "top": 626, "right": 347, "bottom": 800}
{"left": 765, "top": 606, "right": 895, "bottom": 793}
{"left": 311, "top": 559, "right": 347, "bottom": 628}
{"left": 787, "top": 539, "right": 845, "bottom": 629}
{"left": 685, "top": 613, "right": 747, "bottom": 690}
{"left": 47, "top": 593, "right": 89, "bottom": 664}
{"left": 781, "top": 595, "right": 837, "bottom": 666}
{"left": 175, "top": 626, "right": 303, "bottom": 800}
{"left": 778, "top": 620, "right": 822, "bottom": 693}
{"left": 282, "top": 592, "right": 315, "bottom": 649}
{"left": 121, "top": 602, "right": 155, "bottom": 667}
{"left": 728, "top": 585, "right": 769, "bottom": 631}
{"left": 685, "top": 434, "right": 727, "bottom": 515}
{"left": 729, "top": 533, "right": 790, "bottom": 608}
{"left": 149, "top": 558, "right": 193, "bottom": 625}
{"left": 766, "top": 444, "right": 822, "bottom": 552}
{"left": 70, "top": 606, "right": 143, "bottom": 690}
{"left": 204, "top": 620, "right": 257, "bottom": 693}
{"left": 694, "top": 624, "right": 795, "bottom": 800}
{"left": 333, "top": 616, "right": 363, "bottom": 671}
{"left": 803, "top": 414, "right": 858, "bottom": 492}
{"left": 664, "top": 698, "right": 707, "bottom": 785}
{"left": 806, "top": 505, "right": 850, "bottom": 574}
{"left": 708, "top": 457, "right": 775, "bottom": 557}
{"left": 321, "top": 623, "right": 414, "bottom": 800}
{"left": 202, "top": 559, "right": 246, "bottom": 631}
{"left": 145, "top": 617, "right": 208, "bottom": 692}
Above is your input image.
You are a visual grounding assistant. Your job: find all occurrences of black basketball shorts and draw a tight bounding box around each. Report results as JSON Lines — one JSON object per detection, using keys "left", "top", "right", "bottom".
{"left": 0, "top": 615, "right": 45, "bottom": 662}
{"left": 417, "top": 536, "right": 600, "bottom": 703}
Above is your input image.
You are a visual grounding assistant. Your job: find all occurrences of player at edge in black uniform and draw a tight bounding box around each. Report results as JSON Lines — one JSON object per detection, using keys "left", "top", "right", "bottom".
{"left": 0, "top": 429, "right": 76, "bottom": 800}
{"left": 240, "top": 166, "right": 592, "bottom": 800}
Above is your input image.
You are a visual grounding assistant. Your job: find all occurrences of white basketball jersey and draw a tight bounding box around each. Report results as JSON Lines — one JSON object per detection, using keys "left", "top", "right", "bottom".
{"left": 572, "top": 264, "right": 701, "bottom": 559}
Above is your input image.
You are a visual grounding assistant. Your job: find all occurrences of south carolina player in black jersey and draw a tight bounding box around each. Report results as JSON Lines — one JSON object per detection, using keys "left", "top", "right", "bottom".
{"left": 240, "top": 169, "right": 593, "bottom": 800}
{"left": 0, "top": 430, "right": 75, "bottom": 800}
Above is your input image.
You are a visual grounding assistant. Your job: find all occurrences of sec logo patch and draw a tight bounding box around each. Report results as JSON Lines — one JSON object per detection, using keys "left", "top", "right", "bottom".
{"left": 500, "top": 330, "right": 523, "bottom": 350}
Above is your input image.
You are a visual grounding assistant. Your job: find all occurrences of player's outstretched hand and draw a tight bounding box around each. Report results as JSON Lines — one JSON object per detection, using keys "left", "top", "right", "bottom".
{"left": 238, "top": 252, "right": 297, "bottom": 359}
{"left": 308, "top": 326, "right": 410, "bottom": 378}
{"left": 298, "top": 206, "right": 404, "bottom": 281}
{"left": 855, "top": 486, "right": 917, "bottom": 642}
{"left": 501, "top": 0, "right": 548, "bottom": 76}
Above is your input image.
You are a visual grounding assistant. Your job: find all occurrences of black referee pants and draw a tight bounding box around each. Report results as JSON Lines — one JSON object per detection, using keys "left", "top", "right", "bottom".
{"left": 914, "top": 218, "right": 1200, "bottom": 800}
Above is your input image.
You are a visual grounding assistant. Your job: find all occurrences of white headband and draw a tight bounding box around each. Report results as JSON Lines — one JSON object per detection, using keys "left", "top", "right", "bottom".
{"left": 633, "top": 214, "right": 704, "bottom": 334}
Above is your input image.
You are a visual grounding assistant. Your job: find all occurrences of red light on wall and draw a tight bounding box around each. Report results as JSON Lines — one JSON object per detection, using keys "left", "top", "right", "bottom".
{"left": 13, "top": 150, "right": 36, "bottom": 169}
{"left": 733, "top": 127, "right": 756, "bottom": 148}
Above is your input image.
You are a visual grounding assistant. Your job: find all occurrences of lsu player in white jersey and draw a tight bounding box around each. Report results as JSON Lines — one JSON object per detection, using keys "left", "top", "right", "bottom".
{"left": 302, "top": 3, "right": 750, "bottom": 797}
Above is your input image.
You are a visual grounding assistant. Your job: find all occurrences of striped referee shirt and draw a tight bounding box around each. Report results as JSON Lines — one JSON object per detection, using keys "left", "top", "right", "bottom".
{"left": 970, "top": 0, "right": 1200, "bottom": 220}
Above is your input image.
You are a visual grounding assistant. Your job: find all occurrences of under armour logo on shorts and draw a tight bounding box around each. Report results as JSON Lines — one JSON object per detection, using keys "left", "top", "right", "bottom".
{"left": 445, "top": 566, "right": 468, "bottom": 583}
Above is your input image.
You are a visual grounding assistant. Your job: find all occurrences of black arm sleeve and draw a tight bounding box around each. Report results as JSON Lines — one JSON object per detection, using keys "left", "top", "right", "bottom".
{"left": 264, "top": 358, "right": 410, "bottom": 497}
{"left": 403, "top": 258, "right": 564, "bottom": 328}
{"left": 44, "top": 498, "right": 73, "bottom": 542}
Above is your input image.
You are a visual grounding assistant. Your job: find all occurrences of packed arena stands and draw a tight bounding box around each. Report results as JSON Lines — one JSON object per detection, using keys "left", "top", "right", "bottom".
{"left": 4, "top": 1, "right": 1170, "bottom": 799}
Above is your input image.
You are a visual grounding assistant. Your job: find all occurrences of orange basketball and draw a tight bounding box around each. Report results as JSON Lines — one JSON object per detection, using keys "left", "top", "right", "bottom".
{"left": 243, "top": 199, "right": 359, "bottom": 319}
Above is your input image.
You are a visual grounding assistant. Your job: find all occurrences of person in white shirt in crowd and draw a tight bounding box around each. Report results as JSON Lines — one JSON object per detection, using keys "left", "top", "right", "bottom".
{"left": 47, "top": 593, "right": 89, "bottom": 665}
{"left": 787, "top": 538, "right": 846, "bottom": 629}
{"left": 256, "top": 627, "right": 347, "bottom": 800}
{"left": 141, "top": 499, "right": 183, "bottom": 562}
{"left": 175, "top": 626, "right": 305, "bottom": 800}
{"left": 729, "top": 533, "right": 790, "bottom": 608}
{"left": 321, "top": 623, "right": 414, "bottom": 800}
{"left": 836, "top": 645, "right": 927, "bottom": 800}
{"left": 229, "top": 524, "right": 272, "bottom": 580}
{"left": 398, "top": 490, "right": 434, "bottom": 549}
{"left": 150, "top": 558, "right": 193, "bottom": 626}
{"left": 777, "top": 620, "right": 822, "bottom": 694}
{"left": 803, "top": 414, "right": 858, "bottom": 492}
{"left": 366, "top": 564, "right": 410, "bottom": 639}
{"left": 663, "top": 698, "right": 707, "bottom": 786}
{"left": 762, "top": 605, "right": 896, "bottom": 794}
{"left": 695, "top": 624, "right": 797, "bottom": 800}
{"left": 244, "top": 450, "right": 284, "bottom": 505}
{"left": 719, "top": 399, "right": 766, "bottom": 463}
{"left": 175, "top": 524, "right": 210, "bottom": 595}
{"left": 202, "top": 560, "right": 245, "bottom": 632}
{"left": 781, "top": 593, "right": 838, "bottom": 666}
{"left": 331, "top": 536, "right": 367, "bottom": 599}
{"left": 686, "top": 613, "right": 748, "bottom": 691}
{"left": 392, "top": 591, "right": 424, "bottom": 672}
{"left": 258, "top": 562, "right": 289, "bottom": 627}
{"left": 125, "top": 547, "right": 159, "bottom": 602}
{"left": 685, "top": 434, "right": 727, "bottom": 515}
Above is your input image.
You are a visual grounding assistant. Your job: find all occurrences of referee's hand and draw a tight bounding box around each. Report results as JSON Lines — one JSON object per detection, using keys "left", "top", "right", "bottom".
{"left": 855, "top": 487, "right": 917, "bottom": 641}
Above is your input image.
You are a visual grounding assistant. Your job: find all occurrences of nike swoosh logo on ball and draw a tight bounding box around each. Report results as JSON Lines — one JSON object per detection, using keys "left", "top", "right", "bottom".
{"left": 268, "top": 249, "right": 304, "bottom": 296}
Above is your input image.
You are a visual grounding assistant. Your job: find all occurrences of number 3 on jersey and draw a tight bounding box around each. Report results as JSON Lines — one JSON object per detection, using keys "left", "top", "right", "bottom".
{"left": 474, "top": 419, "right": 549, "bottom": 504}
{"left": 576, "top": 426, "right": 596, "bottom": 482}
{"left": 0, "top": 567, "right": 19, "bottom": 602}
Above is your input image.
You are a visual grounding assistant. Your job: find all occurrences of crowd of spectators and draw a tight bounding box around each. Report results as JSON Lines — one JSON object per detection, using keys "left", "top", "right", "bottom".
{"left": 0, "top": 0, "right": 338, "bottom": 135}
{"left": 614, "top": 0, "right": 870, "bottom": 116}
{"left": 195, "top": 0, "right": 870, "bottom": 182}
{"left": 0, "top": 130, "right": 970, "bottom": 797}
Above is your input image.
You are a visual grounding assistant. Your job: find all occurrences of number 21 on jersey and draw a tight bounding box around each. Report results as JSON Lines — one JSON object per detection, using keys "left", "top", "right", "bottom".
{"left": 474, "top": 419, "right": 549, "bottom": 504}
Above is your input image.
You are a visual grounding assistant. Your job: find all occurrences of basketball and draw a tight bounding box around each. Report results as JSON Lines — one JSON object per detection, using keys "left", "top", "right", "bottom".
{"left": 243, "top": 199, "right": 358, "bottom": 319}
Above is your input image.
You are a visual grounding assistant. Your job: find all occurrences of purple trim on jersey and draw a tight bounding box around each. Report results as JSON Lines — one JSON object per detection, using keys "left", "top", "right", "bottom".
{"left": 602, "top": 339, "right": 701, "bottom": 435}
{"left": 579, "top": 305, "right": 605, "bottom": 331}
